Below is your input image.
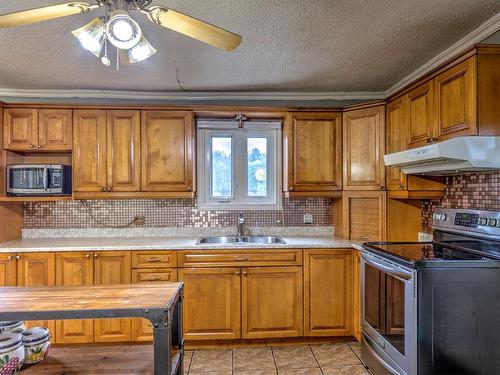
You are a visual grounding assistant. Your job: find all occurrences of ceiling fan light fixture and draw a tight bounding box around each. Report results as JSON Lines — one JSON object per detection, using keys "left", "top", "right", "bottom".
{"left": 71, "top": 18, "right": 106, "bottom": 57}
{"left": 126, "top": 35, "right": 157, "bottom": 63}
{"left": 106, "top": 10, "right": 142, "bottom": 50}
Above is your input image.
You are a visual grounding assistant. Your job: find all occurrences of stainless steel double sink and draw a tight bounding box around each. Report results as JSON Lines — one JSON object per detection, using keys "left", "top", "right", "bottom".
{"left": 196, "top": 235, "right": 286, "bottom": 245}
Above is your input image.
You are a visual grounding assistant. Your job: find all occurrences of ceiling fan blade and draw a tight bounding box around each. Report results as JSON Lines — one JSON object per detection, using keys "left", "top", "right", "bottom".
{"left": 0, "top": 2, "right": 100, "bottom": 29}
{"left": 147, "top": 6, "right": 242, "bottom": 51}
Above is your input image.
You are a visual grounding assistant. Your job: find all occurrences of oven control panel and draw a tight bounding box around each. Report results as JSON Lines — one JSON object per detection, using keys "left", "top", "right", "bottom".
{"left": 433, "top": 208, "right": 500, "bottom": 237}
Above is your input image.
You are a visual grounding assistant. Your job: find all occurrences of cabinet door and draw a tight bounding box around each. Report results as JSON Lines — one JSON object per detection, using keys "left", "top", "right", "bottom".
{"left": 304, "top": 250, "right": 353, "bottom": 337}
{"left": 93, "top": 251, "right": 132, "bottom": 342}
{"left": 179, "top": 268, "right": 241, "bottom": 340}
{"left": 386, "top": 98, "right": 407, "bottom": 191}
{"left": 285, "top": 112, "right": 342, "bottom": 191}
{"left": 343, "top": 106, "right": 385, "bottom": 190}
{"left": 0, "top": 253, "right": 16, "bottom": 286}
{"left": 3, "top": 108, "right": 38, "bottom": 150}
{"left": 55, "top": 252, "right": 94, "bottom": 343}
{"left": 73, "top": 110, "right": 107, "bottom": 192}
{"left": 141, "top": 110, "right": 194, "bottom": 192}
{"left": 242, "top": 266, "right": 303, "bottom": 339}
{"left": 17, "top": 253, "right": 56, "bottom": 334}
{"left": 353, "top": 250, "right": 362, "bottom": 342}
{"left": 435, "top": 57, "right": 477, "bottom": 140}
{"left": 131, "top": 268, "right": 178, "bottom": 342}
{"left": 107, "top": 110, "right": 141, "bottom": 192}
{"left": 407, "top": 81, "right": 435, "bottom": 148}
{"left": 38, "top": 109, "right": 73, "bottom": 151}
{"left": 341, "top": 191, "right": 386, "bottom": 241}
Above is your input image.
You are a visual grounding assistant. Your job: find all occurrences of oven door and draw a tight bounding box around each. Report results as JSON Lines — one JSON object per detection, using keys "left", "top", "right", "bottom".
{"left": 361, "top": 250, "right": 417, "bottom": 375}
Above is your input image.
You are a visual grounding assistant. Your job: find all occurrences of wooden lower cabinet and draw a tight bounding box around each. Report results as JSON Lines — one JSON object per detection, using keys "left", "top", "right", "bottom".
{"left": 304, "top": 250, "right": 353, "bottom": 337}
{"left": 179, "top": 268, "right": 241, "bottom": 340}
{"left": 0, "top": 253, "right": 16, "bottom": 286}
{"left": 242, "top": 266, "right": 303, "bottom": 339}
{"left": 55, "top": 252, "right": 94, "bottom": 344}
{"left": 131, "top": 268, "right": 178, "bottom": 342}
{"left": 93, "top": 251, "right": 132, "bottom": 342}
{"left": 16, "top": 253, "right": 56, "bottom": 335}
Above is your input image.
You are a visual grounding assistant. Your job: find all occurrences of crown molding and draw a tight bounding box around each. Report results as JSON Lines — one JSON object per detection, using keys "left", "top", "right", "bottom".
{"left": 385, "top": 10, "right": 500, "bottom": 97}
{"left": 0, "top": 89, "right": 386, "bottom": 102}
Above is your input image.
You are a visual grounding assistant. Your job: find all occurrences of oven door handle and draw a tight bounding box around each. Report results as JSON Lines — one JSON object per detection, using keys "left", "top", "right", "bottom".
{"left": 43, "top": 167, "right": 49, "bottom": 191}
{"left": 362, "top": 252, "right": 413, "bottom": 281}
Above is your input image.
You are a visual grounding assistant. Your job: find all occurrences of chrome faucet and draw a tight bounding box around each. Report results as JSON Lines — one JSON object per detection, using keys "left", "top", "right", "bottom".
{"left": 237, "top": 212, "right": 245, "bottom": 236}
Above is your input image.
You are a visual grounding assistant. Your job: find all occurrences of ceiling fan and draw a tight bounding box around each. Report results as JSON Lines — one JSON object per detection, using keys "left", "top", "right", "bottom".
{"left": 0, "top": 0, "right": 242, "bottom": 67}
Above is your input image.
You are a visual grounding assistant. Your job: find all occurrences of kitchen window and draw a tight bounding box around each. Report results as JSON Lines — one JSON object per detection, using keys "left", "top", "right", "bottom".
{"left": 197, "top": 120, "right": 282, "bottom": 210}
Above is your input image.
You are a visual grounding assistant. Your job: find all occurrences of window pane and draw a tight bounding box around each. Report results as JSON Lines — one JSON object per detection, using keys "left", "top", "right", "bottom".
{"left": 211, "top": 137, "right": 232, "bottom": 197}
{"left": 247, "top": 137, "right": 268, "bottom": 197}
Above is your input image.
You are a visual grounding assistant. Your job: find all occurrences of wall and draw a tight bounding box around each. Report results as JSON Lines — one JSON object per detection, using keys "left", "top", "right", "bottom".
{"left": 421, "top": 171, "right": 500, "bottom": 233}
{"left": 24, "top": 197, "right": 333, "bottom": 229}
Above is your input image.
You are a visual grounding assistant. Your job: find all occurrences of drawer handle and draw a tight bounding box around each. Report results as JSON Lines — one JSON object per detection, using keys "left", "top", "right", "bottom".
{"left": 359, "top": 236, "right": 371, "bottom": 240}
{"left": 146, "top": 257, "right": 162, "bottom": 263}
{"left": 144, "top": 276, "right": 162, "bottom": 281}
{"left": 234, "top": 256, "right": 249, "bottom": 262}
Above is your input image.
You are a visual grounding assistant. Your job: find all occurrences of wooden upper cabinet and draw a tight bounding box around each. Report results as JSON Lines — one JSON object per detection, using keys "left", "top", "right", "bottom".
{"left": 3, "top": 108, "right": 38, "bottom": 150}
{"left": 107, "top": 110, "right": 141, "bottom": 192}
{"left": 343, "top": 106, "right": 385, "bottom": 190}
{"left": 73, "top": 110, "right": 107, "bottom": 192}
{"left": 242, "top": 266, "right": 303, "bottom": 339}
{"left": 0, "top": 253, "right": 17, "bottom": 286}
{"left": 179, "top": 267, "right": 241, "bottom": 340}
{"left": 407, "top": 81, "right": 435, "bottom": 149}
{"left": 93, "top": 251, "right": 132, "bottom": 342}
{"left": 55, "top": 252, "right": 94, "bottom": 344}
{"left": 335, "top": 191, "right": 386, "bottom": 242}
{"left": 141, "top": 110, "right": 194, "bottom": 192}
{"left": 386, "top": 98, "right": 408, "bottom": 191}
{"left": 284, "top": 112, "right": 342, "bottom": 192}
{"left": 435, "top": 56, "right": 477, "bottom": 140}
{"left": 304, "top": 249, "right": 353, "bottom": 337}
{"left": 17, "top": 252, "right": 56, "bottom": 334}
{"left": 38, "top": 109, "right": 73, "bottom": 151}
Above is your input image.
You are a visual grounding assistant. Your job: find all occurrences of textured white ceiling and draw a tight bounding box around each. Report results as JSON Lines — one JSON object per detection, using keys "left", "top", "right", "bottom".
{"left": 0, "top": 0, "right": 499, "bottom": 93}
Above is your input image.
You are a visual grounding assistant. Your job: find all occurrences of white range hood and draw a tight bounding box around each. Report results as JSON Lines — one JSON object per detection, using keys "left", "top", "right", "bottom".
{"left": 384, "top": 136, "right": 500, "bottom": 175}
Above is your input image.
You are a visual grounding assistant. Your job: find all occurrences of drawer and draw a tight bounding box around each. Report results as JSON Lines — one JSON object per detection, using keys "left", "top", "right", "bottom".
{"left": 178, "top": 249, "right": 302, "bottom": 267}
{"left": 132, "top": 268, "right": 178, "bottom": 283}
{"left": 132, "top": 251, "right": 177, "bottom": 268}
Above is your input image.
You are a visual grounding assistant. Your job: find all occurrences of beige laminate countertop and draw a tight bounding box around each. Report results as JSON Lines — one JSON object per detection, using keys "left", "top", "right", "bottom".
{"left": 0, "top": 235, "right": 363, "bottom": 253}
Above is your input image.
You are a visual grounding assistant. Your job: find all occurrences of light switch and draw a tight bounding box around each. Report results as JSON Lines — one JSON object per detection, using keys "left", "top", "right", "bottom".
{"left": 303, "top": 213, "right": 313, "bottom": 224}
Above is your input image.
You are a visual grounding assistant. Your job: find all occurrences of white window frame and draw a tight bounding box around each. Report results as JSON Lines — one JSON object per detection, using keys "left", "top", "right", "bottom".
{"left": 197, "top": 119, "right": 282, "bottom": 210}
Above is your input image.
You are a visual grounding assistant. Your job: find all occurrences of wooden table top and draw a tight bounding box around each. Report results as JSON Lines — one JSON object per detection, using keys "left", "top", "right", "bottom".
{"left": 0, "top": 283, "right": 183, "bottom": 313}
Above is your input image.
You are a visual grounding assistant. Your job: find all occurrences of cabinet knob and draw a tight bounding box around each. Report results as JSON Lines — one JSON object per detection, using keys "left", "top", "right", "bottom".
{"left": 107, "top": 187, "right": 112, "bottom": 192}
{"left": 29, "top": 144, "right": 36, "bottom": 149}
{"left": 288, "top": 187, "right": 294, "bottom": 191}
{"left": 426, "top": 137, "right": 438, "bottom": 143}
{"left": 235, "top": 270, "right": 241, "bottom": 276}
{"left": 399, "top": 184, "right": 405, "bottom": 190}
{"left": 94, "top": 253, "right": 98, "bottom": 258}
{"left": 86, "top": 254, "right": 91, "bottom": 258}
{"left": 378, "top": 186, "right": 384, "bottom": 190}
{"left": 7, "top": 256, "right": 12, "bottom": 261}
{"left": 37, "top": 145, "right": 42, "bottom": 149}
{"left": 243, "top": 270, "right": 248, "bottom": 276}
{"left": 16, "top": 255, "right": 20, "bottom": 260}
{"left": 100, "top": 187, "right": 106, "bottom": 192}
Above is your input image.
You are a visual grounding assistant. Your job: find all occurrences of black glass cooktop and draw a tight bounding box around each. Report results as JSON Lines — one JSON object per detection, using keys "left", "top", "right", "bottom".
{"left": 363, "top": 242, "right": 494, "bottom": 268}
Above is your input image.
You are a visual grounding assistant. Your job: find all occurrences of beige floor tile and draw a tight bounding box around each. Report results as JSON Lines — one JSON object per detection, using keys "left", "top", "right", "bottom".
{"left": 311, "top": 343, "right": 361, "bottom": 368}
{"left": 348, "top": 342, "right": 362, "bottom": 358}
{"left": 272, "top": 346, "right": 319, "bottom": 369}
{"left": 234, "top": 369, "right": 278, "bottom": 375}
{"left": 189, "top": 349, "right": 232, "bottom": 372}
{"left": 322, "top": 364, "right": 370, "bottom": 375}
{"left": 278, "top": 368, "right": 323, "bottom": 375}
{"left": 184, "top": 350, "right": 193, "bottom": 373}
{"left": 233, "top": 347, "right": 276, "bottom": 371}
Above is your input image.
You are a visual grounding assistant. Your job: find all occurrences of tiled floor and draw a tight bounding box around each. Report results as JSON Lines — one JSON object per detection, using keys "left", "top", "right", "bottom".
{"left": 184, "top": 342, "right": 369, "bottom": 375}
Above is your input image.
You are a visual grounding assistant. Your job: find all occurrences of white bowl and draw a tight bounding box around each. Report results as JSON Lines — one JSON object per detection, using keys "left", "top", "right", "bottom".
{"left": 0, "top": 333, "right": 24, "bottom": 375}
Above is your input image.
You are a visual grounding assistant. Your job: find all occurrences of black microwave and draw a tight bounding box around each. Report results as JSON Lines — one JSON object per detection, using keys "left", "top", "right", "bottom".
{"left": 6, "top": 164, "right": 72, "bottom": 196}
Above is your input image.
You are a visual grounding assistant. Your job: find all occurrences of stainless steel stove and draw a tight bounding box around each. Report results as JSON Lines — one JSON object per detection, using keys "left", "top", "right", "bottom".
{"left": 361, "top": 208, "right": 500, "bottom": 375}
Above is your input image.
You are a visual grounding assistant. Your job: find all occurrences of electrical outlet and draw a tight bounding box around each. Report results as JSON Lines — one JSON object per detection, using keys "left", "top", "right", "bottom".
{"left": 303, "top": 213, "right": 313, "bottom": 224}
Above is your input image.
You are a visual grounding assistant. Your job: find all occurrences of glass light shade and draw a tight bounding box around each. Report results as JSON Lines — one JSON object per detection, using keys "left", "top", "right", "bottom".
{"left": 106, "top": 10, "right": 142, "bottom": 50}
{"left": 71, "top": 18, "right": 106, "bottom": 57}
{"left": 125, "top": 36, "right": 157, "bottom": 63}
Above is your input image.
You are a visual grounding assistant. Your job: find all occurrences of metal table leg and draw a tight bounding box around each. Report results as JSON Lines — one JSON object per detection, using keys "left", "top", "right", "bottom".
{"left": 151, "top": 308, "right": 172, "bottom": 375}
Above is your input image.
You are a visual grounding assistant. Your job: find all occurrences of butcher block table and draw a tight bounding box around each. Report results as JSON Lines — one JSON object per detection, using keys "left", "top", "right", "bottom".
{"left": 0, "top": 283, "right": 184, "bottom": 375}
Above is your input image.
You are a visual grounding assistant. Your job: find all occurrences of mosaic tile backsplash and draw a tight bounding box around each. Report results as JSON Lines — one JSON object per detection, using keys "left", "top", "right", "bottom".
{"left": 422, "top": 172, "right": 500, "bottom": 233}
{"left": 24, "top": 198, "right": 333, "bottom": 229}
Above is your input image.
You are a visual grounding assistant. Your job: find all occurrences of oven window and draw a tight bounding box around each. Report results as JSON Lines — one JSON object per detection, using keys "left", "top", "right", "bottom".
{"left": 9, "top": 168, "right": 45, "bottom": 189}
{"left": 365, "top": 264, "right": 406, "bottom": 355}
